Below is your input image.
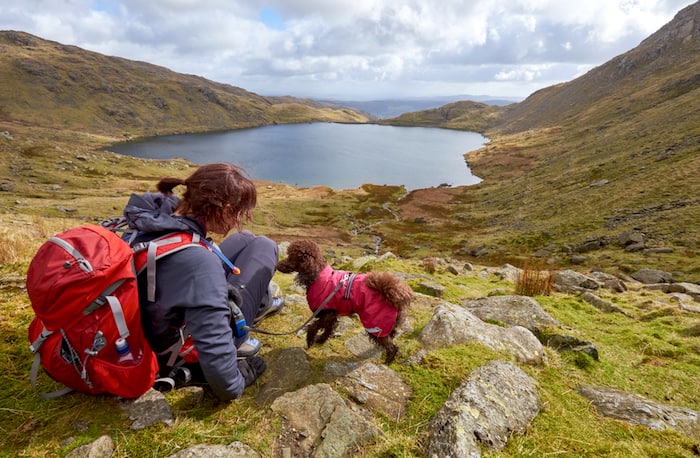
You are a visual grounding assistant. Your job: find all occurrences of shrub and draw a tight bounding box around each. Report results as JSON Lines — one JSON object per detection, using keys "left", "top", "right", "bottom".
{"left": 515, "top": 258, "right": 553, "bottom": 296}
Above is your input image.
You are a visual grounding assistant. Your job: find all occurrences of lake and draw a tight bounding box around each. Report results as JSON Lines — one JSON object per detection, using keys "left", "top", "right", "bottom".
{"left": 108, "top": 123, "right": 486, "bottom": 191}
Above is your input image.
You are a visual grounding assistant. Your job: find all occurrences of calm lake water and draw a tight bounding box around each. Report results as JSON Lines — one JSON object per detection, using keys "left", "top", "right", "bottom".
{"left": 108, "top": 123, "right": 486, "bottom": 190}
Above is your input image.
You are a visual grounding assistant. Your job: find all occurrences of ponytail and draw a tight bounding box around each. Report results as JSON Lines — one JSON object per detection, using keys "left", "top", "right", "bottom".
{"left": 157, "top": 177, "right": 186, "bottom": 194}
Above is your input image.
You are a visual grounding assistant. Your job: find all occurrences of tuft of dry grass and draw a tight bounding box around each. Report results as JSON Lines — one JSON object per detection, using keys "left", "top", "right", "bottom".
{"left": 515, "top": 259, "right": 554, "bottom": 296}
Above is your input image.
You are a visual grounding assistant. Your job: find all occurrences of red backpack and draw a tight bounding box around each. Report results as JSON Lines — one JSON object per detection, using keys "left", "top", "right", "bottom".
{"left": 26, "top": 223, "right": 223, "bottom": 399}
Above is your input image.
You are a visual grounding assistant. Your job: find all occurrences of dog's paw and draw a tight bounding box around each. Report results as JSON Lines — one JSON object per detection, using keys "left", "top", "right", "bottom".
{"left": 384, "top": 344, "right": 399, "bottom": 365}
{"left": 306, "top": 326, "right": 320, "bottom": 348}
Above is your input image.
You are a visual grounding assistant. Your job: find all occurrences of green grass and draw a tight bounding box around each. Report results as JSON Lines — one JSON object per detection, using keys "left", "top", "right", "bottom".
{"left": 3, "top": 200, "right": 700, "bottom": 457}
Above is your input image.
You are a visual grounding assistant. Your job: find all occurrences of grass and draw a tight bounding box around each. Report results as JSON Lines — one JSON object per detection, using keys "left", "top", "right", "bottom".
{"left": 3, "top": 199, "right": 700, "bottom": 457}
{"left": 2, "top": 124, "right": 698, "bottom": 456}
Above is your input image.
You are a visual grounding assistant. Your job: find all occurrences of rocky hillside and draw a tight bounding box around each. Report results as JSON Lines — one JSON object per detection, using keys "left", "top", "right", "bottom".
{"left": 493, "top": 1, "right": 700, "bottom": 133}
{"left": 379, "top": 2, "right": 700, "bottom": 278}
{"left": 0, "top": 31, "right": 369, "bottom": 139}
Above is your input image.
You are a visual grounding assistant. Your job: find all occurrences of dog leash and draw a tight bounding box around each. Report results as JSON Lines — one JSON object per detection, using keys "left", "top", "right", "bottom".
{"left": 245, "top": 273, "right": 353, "bottom": 336}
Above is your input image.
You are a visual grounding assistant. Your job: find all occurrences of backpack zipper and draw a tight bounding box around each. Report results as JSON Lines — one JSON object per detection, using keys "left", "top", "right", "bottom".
{"left": 49, "top": 236, "right": 94, "bottom": 273}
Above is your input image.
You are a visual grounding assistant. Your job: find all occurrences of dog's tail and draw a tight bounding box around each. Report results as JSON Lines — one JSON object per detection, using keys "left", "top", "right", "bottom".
{"left": 364, "top": 271, "right": 414, "bottom": 309}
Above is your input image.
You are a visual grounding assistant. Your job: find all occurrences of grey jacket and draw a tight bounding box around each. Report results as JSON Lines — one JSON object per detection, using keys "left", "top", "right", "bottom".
{"left": 124, "top": 192, "right": 245, "bottom": 400}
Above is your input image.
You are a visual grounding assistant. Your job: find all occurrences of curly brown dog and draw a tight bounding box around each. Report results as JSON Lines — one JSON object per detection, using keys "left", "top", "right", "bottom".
{"left": 276, "top": 240, "right": 413, "bottom": 364}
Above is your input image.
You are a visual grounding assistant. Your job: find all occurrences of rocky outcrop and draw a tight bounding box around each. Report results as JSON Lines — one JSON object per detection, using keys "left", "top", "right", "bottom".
{"left": 166, "top": 442, "right": 260, "bottom": 458}
{"left": 579, "top": 385, "right": 700, "bottom": 440}
{"left": 462, "top": 295, "right": 600, "bottom": 360}
{"left": 336, "top": 362, "right": 412, "bottom": 420}
{"left": 84, "top": 260, "right": 700, "bottom": 457}
{"left": 270, "top": 383, "right": 382, "bottom": 457}
{"left": 419, "top": 302, "right": 546, "bottom": 365}
{"left": 426, "top": 360, "right": 539, "bottom": 457}
{"left": 632, "top": 268, "right": 674, "bottom": 284}
{"left": 462, "top": 295, "right": 562, "bottom": 333}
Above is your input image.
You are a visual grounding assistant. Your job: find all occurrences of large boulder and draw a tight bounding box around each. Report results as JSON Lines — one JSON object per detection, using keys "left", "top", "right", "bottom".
{"left": 426, "top": 360, "right": 539, "bottom": 457}
{"left": 419, "top": 302, "right": 545, "bottom": 365}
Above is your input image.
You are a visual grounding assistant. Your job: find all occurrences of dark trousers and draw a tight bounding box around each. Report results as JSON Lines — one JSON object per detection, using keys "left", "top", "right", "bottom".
{"left": 219, "top": 231, "right": 278, "bottom": 343}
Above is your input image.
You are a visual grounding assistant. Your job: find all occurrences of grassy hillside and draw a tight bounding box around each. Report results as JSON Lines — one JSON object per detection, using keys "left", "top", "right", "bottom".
{"left": 0, "top": 31, "right": 369, "bottom": 139}
{"left": 376, "top": 2, "right": 700, "bottom": 279}
{"left": 1, "top": 139, "right": 699, "bottom": 458}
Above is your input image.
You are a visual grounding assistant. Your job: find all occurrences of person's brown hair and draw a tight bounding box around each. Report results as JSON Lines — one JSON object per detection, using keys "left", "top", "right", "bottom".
{"left": 157, "top": 163, "right": 256, "bottom": 231}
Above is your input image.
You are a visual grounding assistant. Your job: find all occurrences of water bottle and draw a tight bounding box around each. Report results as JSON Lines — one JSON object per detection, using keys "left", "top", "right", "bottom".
{"left": 115, "top": 338, "right": 137, "bottom": 365}
{"left": 230, "top": 303, "right": 247, "bottom": 338}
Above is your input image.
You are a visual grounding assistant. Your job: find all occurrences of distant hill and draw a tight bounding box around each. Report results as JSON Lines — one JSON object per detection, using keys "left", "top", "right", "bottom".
{"left": 318, "top": 95, "right": 520, "bottom": 119}
{"left": 0, "top": 31, "right": 369, "bottom": 139}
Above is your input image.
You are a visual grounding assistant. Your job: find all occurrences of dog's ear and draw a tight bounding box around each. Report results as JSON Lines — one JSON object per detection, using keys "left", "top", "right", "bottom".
{"left": 276, "top": 241, "right": 302, "bottom": 273}
{"left": 296, "top": 240, "right": 327, "bottom": 275}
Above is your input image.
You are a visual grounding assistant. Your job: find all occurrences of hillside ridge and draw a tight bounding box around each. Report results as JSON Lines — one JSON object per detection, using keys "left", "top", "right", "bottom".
{"left": 0, "top": 30, "right": 369, "bottom": 139}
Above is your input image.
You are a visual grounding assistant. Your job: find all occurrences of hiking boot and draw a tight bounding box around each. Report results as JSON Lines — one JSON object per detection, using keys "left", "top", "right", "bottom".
{"left": 254, "top": 295, "right": 285, "bottom": 325}
{"left": 237, "top": 337, "right": 261, "bottom": 357}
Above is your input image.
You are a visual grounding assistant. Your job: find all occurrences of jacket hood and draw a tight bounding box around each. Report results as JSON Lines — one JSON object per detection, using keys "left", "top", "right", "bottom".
{"left": 123, "top": 192, "right": 203, "bottom": 234}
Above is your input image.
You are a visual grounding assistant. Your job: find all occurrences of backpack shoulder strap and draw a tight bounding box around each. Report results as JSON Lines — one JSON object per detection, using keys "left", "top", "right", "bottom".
{"left": 132, "top": 232, "right": 240, "bottom": 302}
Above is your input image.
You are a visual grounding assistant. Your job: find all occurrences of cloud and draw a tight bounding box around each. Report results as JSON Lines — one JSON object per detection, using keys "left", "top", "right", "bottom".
{"left": 0, "top": 0, "right": 693, "bottom": 100}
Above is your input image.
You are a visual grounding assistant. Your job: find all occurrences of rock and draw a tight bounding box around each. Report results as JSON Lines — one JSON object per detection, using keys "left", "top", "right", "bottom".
{"left": 336, "top": 362, "right": 412, "bottom": 420}
{"left": 445, "top": 265, "right": 460, "bottom": 275}
{"left": 352, "top": 255, "right": 376, "bottom": 270}
{"left": 462, "top": 295, "right": 562, "bottom": 335}
{"left": 66, "top": 435, "right": 114, "bottom": 458}
{"left": 257, "top": 347, "right": 311, "bottom": 405}
{"left": 552, "top": 269, "right": 600, "bottom": 293}
{"left": 580, "top": 292, "right": 631, "bottom": 316}
{"left": 642, "top": 283, "right": 671, "bottom": 293}
{"left": 669, "top": 282, "right": 700, "bottom": 301}
{"left": 619, "top": 230, "right": 645, "bottom": 246}
{"left": 631, "top": 268, "right": 673, "bottom": 284}
{"left": 120, "top": 388, "right": 173, "bottom": 430}
{"left": 177, "top": 386, "right": 205, "bottom": 408}
{"left": 625, "top": 242, "right": 646, "bottom": 252}
{"left": 579, "top": 385, "right": 700, "bottom": 440}
{"left": 419, "top": 302, "right": 546, "bottom": 365}
{"left": 270, "top": 383, "right": 381, "bottom": 457}
{"left": 644, "top": 247, "right": 674, "bottom": 254}
{"left": 546, "top": 334, "right": 599, "bottom": 360}
{"left": 426, "top": 360, "right": 539, "bottom": 457}
{"left": 492, "top": 264, "right": 522, "bottom": 282}
{"left": 344, "top": 332, "right": 383, "bottom": 361}
{"left": 574, "top": 237, "right": 609, "bottom": 253}
{"left": 415, "top": 281, "right": 445, "bottom": 297}
{"left": 166, "top": 441, "right": 260, "bottom": 458}
{"left": 588, "top": 271, "right": 627, "bottom": 292}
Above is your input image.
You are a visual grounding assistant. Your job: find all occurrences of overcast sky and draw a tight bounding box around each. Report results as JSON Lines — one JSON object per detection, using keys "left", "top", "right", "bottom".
{"left": 1, "top": 1, "right": 695, "bottom": 101}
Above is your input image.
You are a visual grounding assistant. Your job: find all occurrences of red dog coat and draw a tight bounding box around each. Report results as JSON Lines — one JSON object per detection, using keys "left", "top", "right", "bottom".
{"left": 306, "top": 266, "right": 398, "bottom": 338}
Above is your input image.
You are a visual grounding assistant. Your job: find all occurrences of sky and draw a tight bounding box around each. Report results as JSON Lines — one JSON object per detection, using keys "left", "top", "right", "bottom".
{"left": 1, "top": 0, "right": 696, "bottom": 101}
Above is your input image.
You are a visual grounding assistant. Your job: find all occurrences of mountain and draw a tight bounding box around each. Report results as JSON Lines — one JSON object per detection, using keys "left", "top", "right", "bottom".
{"left": 493, "top": 2, "right": 700, "bottom": 133}
{"left": 0, "top": 31, "right": 369, "bottom": 138}
{"left": 379, "top": 2, "right": 700, "bottom": 276}
{"left": 0, "top": 1, "right": 698, "bottom": 276}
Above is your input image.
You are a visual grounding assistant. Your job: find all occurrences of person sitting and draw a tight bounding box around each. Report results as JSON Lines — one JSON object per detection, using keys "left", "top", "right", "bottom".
{"left": 123, "top": 162, "right": 283, "bottom": 400}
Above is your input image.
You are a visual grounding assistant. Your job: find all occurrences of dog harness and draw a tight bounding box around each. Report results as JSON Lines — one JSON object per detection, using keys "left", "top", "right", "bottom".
{"left": 306, "top": 265, "right": 399, "bottom": 338}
